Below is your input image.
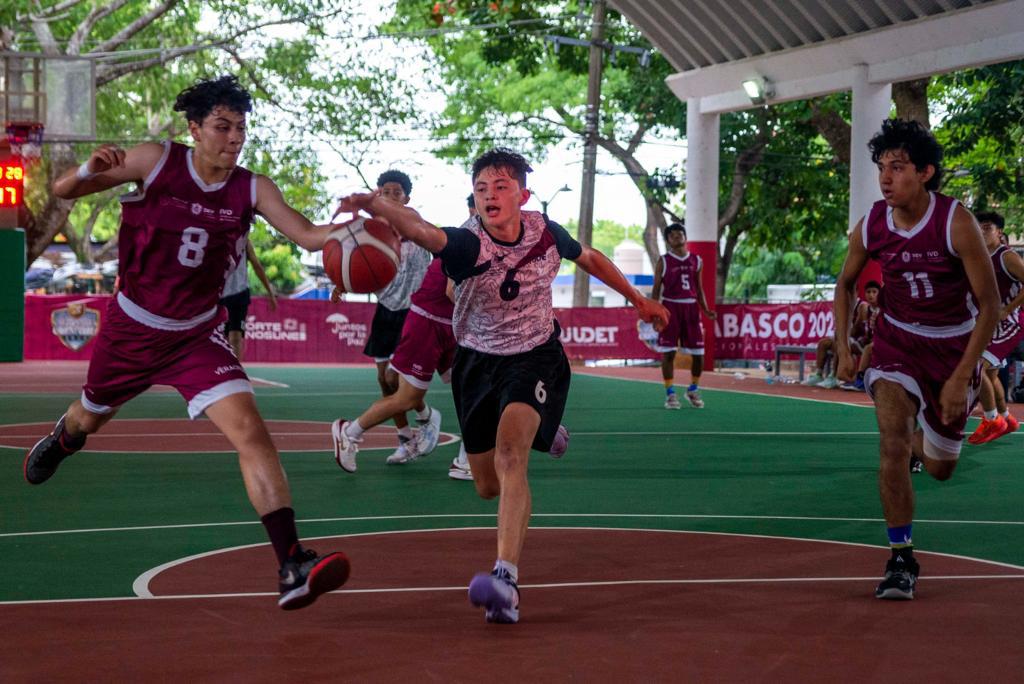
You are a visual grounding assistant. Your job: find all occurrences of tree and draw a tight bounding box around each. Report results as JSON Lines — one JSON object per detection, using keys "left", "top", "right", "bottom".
{"left": 2, "top": 1, "right": 418, "bottom": 285}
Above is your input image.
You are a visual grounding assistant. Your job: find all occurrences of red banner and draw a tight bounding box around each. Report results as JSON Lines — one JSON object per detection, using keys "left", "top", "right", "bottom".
{"left": 23, "top": 295, "right": 833, "bottom": 362}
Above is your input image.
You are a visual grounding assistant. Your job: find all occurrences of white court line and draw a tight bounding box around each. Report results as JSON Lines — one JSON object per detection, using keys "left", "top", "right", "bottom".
{"left": 4, "top": 511, "right": 1024, "bottom": 539}
{"left": 4, "top": 574, "right": 1024, "bottom": 607}
{"left": 247, "top": 376, "right": 290, "bottom": 388}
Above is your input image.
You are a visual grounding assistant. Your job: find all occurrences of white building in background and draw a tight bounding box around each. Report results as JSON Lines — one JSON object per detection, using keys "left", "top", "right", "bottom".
{"left": 552, "top": 239, "right": 654, "bottom": 308}
{"left": 766, "top": 284, "right": 834, "bottom": 303}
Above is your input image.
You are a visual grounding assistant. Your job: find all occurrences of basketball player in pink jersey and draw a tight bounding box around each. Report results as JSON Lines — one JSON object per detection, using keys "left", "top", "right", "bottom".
{"left": 23, "top": 75, "right": 350, "bottom": 610}
{"left": 651, "top": 222, "right": 716, "bottom": 408}
{"left": 967, "top": 212, "right": 1024, "bottom": 444}
{"left": 834, "top": 119, "right": 999, "bottom": 600}
{"left": 339, "top": 148, "right": 668, "bottom": 623}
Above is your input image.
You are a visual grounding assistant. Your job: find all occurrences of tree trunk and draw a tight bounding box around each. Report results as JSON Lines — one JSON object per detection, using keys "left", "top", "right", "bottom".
{"left": 893, "top": 78, "right": 930, "bottom": 127}
{"left": 26, "top": 143, "right": 78, "bottom": 265}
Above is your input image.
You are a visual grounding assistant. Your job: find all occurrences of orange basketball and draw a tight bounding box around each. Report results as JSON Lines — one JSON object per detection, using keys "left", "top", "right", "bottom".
{"left": 323, "top": 217, "right": 402, "bottom": 294}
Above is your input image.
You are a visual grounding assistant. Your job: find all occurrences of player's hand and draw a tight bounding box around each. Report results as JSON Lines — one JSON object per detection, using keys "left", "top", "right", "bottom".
{"left": 704, "top": 309, "right": 718, "bottom": 320}
{"left": 86, "top": 144, "right": 126, "bottom": 175}
{"left": 636, "top": 297, "right": 670, "bottom": 331}
{"left": 333, "top": 191, "right": 380, "bottom": 221}
{"left": 938, "top": 377, "right": 968, "bottom": 426}
{"left": 835, "top": 349, "right": 856, "bottom": 382}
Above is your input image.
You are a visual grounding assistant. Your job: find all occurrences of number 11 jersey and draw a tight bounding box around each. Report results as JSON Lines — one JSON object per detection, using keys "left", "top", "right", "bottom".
{"left": 863, "top": 191, "right": 976, "bottom": 338}
{"left": 118, "top": 141, "right": 256, "bottom": 323}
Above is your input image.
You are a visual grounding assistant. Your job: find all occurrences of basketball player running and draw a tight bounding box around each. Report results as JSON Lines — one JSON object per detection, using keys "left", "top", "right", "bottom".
{"left": 339, "top": 148, "right": 668, "bottom": 623}
{"left": 834, "top": 119, "right": 999, "bottom": 600}
{"left": 348, "top": 170, "right": 434, "bottom": 464}
{"left": 650, "top": 222, "right": 716, "bottom": 408}
{"left": 23, "top": 75, "right": 350, "bottom": 609}
{"left": 967, "top": 212, "right": 1024, "bottom": 445}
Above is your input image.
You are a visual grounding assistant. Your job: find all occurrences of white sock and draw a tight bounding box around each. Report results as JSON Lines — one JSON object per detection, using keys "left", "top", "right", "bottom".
{"left": 398, "top": 426, "right": 413, "bottom": 441}
{"left": 494, "top": 559, "right": 518, "bottom": 584}
{"left": 984, "top": 409, "right": 998, "bottom": 421}
{"left": 346, "top": 421, "right": 366, "bottom": 439}
{"left": 1001, "top": 410, "right": 1010, "bottom": 418}
{"left": 415, "top": 406, "right": 431, "bottom": 422}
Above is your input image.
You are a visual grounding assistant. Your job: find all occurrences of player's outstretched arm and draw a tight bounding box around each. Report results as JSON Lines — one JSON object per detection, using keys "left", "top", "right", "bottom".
{"left": 998, "top": 250, "right": 1024, "bottom": 319}
{"left": 254, "top": 175, "right": 337, "bottom": 252}
{"left": 338, "top": 191, "right": 448, "bottom": 254}
{"left": 833, "top": 220, "right": 868, "bottom": 382}
{"left": 53, "top": 142, "right": 165, "bottom": 199}
{"left": 575, "top": 246, "right": 669, "bottom": 330}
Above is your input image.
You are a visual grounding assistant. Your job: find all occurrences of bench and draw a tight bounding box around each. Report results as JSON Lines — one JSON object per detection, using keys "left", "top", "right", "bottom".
{"left": 773, "top": 344, "right": 817, "bottom": 382}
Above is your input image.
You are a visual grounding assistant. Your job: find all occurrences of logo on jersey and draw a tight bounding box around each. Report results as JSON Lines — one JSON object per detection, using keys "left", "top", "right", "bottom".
{"left": 191, "top": 202, "right": 204, "bottom": 215}
{"left": 902, "top": 251, "right": 911, "bottom": 263}
{"left": 325, "top": 312, "right": 368, "bottom": 347}
{"left": 50, "top": 301, "right": 101, "bottom": 351}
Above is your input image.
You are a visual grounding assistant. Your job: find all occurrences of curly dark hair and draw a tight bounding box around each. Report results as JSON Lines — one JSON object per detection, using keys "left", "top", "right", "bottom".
{"left": 376, "top": 170, "right": 412, "bottom": 196}
{"left": 663, "top": 222, "right": 686, "bottom": 240}
{"left": 173, "top": 75, "right": 252, "bottom": 124}
{"left": 868, "top": 118, "right": 944, "bottom": 191}
{"left": 471, "top": 148, "right": 533, "bottom": 187}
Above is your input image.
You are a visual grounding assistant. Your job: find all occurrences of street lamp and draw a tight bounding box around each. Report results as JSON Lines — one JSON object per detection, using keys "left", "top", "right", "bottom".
{"left": 540, "top": 185, "right": 572, "bottom": 215}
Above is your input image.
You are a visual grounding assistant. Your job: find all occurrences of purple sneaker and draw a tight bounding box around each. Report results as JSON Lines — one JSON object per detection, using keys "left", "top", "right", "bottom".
{"left": 468, "top": 571, "right": 520, "bottom": 624}
{"left": 549, "top": 424, "right": 569, "bottom": 459}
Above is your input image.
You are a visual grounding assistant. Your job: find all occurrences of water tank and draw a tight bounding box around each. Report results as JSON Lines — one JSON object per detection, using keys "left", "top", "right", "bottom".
{"left": 613, "top": 239, "right": 645, "bottom": 275}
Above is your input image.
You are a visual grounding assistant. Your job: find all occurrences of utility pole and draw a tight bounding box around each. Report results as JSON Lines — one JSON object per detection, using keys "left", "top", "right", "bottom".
{"left": 572, "top": 0, "right": 605, "bottom": 307}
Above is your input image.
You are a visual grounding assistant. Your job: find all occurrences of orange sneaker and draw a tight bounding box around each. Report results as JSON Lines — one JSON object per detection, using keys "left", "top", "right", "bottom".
{"left": 1005, "top": 413, "right": 1020, "bottom": 433}
{"left": 967, "top": 415, "right": 1009, "bottom": 445}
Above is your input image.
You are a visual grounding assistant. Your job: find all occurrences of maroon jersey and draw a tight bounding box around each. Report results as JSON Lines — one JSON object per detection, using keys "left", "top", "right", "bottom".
{"left": 864, "top": 192, "right": 975, "bottom": 337}
{"left": 659, "top": 252, "right": 701, "bottom": 303}
{"left": 410, "top": 258, "right": 454, "bottom": 323}
{"left": 991, "top": 245, "right": 1022, "bottom": 345}
{"left": 118, "top": 142, "right": 255, "bottom": 325}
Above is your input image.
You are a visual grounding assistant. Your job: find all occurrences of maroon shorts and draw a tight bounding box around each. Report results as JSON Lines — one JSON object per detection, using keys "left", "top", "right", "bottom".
{"left": 388, "top": 310, "right": 456, "bottom": 390}
{"left": 656, "top": 300, "right": 704, "bottom": 354}
{"left": 982, "top": 320, "right": 1024, "bottom": 367}
{"left": 864, "top": 316, "right": 979, "bottom": 454}
{"left": 82, "top": 299, "right": 251, "bottom": 419}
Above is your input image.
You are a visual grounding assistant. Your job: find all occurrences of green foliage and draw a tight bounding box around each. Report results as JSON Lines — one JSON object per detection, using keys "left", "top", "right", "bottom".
{"left": 725, "top": 246, "right": 816, "bottom": 301}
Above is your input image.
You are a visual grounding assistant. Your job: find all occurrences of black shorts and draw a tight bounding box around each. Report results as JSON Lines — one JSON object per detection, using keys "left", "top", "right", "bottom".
{"left": 452, "top": 326, "right": 571, "bottom": 454}
{"left": 219, "top": 289, "right": 251, "bottom": 335}
{"left": 363, "top": 304, "right": 409, "bottom": 360}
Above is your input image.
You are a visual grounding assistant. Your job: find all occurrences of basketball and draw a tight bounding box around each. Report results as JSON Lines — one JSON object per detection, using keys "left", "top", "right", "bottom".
{"left": 323, "top": 217, "right": 401, "bottom": 294}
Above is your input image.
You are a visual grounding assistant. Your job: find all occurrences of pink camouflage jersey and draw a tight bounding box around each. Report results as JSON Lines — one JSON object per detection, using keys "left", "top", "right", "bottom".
{"left": 117, "top": 141, "right": 255, "bottom": 326}
{"left": 863, "top": 192, "right": 977, "bottom": 338}
{"left": 409, "top": 258, "right": 455, "bottom": 324}
{"left": 989, "top": 244, "right": 1023, "bottom": 346}
{"left": 659, "top": 251, "right": 702, "bottom": 303}
{"left": 438, "top": 210, "right": 582, "bottom": 355}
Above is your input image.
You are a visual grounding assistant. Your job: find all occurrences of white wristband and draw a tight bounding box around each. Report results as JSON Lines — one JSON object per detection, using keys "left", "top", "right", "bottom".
{"left": 76, "top": 161, "right": 95, "bottom": 180}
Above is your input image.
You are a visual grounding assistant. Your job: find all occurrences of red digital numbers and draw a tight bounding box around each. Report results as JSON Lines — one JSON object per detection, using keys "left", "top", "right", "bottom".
{"left": 0, "top": 162, "right": 25, "bottom": 206}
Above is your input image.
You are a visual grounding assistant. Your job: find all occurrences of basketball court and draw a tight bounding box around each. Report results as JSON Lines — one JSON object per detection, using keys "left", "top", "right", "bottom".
{"left": 2, "top": 363, "right": 1022, "bottom": 680}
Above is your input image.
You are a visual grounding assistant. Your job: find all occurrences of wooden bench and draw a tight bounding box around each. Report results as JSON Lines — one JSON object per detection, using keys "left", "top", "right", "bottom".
{"left": 774, "top": 344, "right": 818, "bottom": 382}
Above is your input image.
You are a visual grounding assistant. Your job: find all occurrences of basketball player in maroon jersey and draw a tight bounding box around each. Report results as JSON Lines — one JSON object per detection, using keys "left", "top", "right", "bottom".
{"left": 23, "top": 75, "right": 350, "bottom": 609}
{"left": 967, "top": 212, "right": 1024, "bottom": 444}
{"left": 651, "top": 222, "right": 716, "bottom": 408}
{"left": 834, "top": 119, "right": 999, "bottom": 600}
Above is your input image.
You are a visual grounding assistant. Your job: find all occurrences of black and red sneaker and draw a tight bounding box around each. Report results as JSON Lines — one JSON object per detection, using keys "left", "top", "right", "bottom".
{"left": 278, "top": 546, "right": 350, "bottom": 610}
{"left": 23, "top": 414, "right": 85, "bottom": 485}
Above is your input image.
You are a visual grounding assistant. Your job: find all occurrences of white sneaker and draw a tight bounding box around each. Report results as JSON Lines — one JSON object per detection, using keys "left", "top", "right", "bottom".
{"left": 386, "top": 439, "right": 420, "bottom": 465}
{"left": 802, "top": 373, "right": 824, "bottom": 386}
{"left": 331, "top": 419, "right": 360, "bottom": 473}
{"left": 818, "top": 376, "right": 839, "bottom": 389}
{"left": 685, "top": 389, "right": 704, "bottom": 408}
{"left": 664, "top": 393, "right": 682, "bottom": 409}
{"left": 448, "top": 444, "right": 473, "bottom": 481}
{"left": 414, "top": 407, "right": 442, "bottom": 456}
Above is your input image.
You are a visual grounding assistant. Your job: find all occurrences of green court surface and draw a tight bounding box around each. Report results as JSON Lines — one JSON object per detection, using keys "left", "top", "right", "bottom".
{"left": 1, "top": 366, "right": 1022, "bottom": 603}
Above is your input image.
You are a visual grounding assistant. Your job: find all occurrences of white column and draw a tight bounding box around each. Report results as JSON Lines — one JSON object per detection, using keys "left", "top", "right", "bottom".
{"left": 685, "top": 98, "right": 720, "bottom": 242}
{"left": 849, "top": 65, "right": 892, "bottom": 230}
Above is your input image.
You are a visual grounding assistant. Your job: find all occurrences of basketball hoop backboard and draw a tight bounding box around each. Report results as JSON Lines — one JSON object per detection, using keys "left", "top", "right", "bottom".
{"left": 1, "top": 52, "right": 95, "bottom": 142}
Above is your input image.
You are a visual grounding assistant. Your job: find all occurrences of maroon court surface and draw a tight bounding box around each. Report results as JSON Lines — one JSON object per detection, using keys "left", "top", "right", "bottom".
{"left": 2, "top": 528, "right": 1022, "bottom": 681}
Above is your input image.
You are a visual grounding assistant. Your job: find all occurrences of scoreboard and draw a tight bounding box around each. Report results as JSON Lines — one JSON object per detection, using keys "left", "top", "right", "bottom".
{"left": 0, "top": 161, "right": 25, "bottom": 207}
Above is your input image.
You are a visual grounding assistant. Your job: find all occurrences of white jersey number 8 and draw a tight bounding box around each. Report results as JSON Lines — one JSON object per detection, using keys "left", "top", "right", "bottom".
{"left": 177, "top": 227, "right": 209, "bottom": 268}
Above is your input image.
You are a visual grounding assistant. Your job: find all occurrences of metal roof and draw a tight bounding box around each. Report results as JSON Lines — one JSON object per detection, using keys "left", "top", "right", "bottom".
{"left": 609, "top": 0, "right": 1005, "bottom": 74}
